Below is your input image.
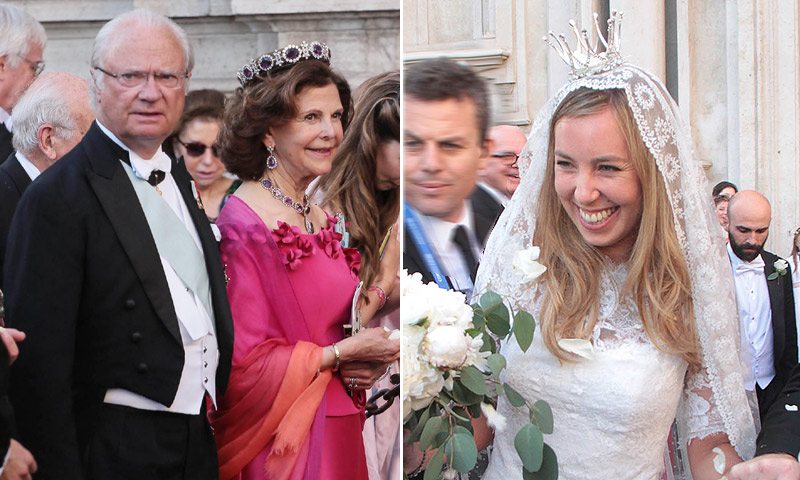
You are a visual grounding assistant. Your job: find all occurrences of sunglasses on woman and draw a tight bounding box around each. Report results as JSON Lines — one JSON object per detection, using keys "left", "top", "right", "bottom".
{"left": 177, "top": 138, "right": 221, "bottom": 158}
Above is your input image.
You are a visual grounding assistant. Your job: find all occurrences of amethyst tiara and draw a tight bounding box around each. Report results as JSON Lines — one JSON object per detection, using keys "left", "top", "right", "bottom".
{"left": 236, "top": 41, "right": 331, "bottom": 86}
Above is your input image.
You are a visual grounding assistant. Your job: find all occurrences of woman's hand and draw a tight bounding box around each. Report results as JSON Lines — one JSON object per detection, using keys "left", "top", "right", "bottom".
{"left": 338, "top": 361, "right": 390, "bottom": 391}
{"left": 339, "top": 326, "right": 399, "bottom": 365}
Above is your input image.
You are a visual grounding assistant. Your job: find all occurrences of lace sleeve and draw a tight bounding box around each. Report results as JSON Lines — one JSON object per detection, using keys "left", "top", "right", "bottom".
{"left": 682, "top": 368, "right": 727, "bottom": 442}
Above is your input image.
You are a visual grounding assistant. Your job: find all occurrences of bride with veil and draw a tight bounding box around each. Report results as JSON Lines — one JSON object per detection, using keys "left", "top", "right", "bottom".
{"left": 474, "top": 12, "right": 757, "bottom": 480}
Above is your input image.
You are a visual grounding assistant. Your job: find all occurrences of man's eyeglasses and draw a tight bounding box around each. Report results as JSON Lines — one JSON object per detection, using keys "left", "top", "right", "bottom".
{"left": 491, "top": 152, "right": 519, "bottom": 166}
{"left": 94, "top": 67, "right": 189, "bottom": 88}
{"left": 177, "top": 138, "right": 220, "bottom": 158}
{"left": 14, "top": 54, "right": 44, "bottom": 76}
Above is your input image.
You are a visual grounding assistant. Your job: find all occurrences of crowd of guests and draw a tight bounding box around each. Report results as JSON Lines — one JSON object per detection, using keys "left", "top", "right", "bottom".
{"left": 0, "top": 4, "right": 400, "bottom": 480}
{"left": 401, "top": 52, "right": 800, "bottom": 479}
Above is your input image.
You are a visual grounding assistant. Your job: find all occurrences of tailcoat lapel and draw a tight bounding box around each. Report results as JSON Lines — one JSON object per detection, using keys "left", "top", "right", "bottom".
{"left": 764, "top": 254, "right": 786, "bottom": 362}
{"left": 83, "top": 123, "right": 182, "bottom": 345}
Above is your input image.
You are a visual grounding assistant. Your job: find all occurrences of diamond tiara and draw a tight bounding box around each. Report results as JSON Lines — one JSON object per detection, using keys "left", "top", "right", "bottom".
{"left": 236, "top": 41, "right": 331, "bottom": 86}
{"left": 544, "top": 10, "right": 623, "bottom": 79}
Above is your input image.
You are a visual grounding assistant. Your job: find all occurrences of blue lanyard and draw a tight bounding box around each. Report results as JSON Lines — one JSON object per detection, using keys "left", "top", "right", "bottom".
{"left": 403, "top": 202, "right": 451, "bottom": 289}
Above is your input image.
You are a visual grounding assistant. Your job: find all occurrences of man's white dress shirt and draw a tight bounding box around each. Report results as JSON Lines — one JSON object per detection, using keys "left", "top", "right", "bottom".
{"left": 728, "top": 242, "right": 775, "bottom": 391}
{"left": 97, "top": 121, "right": 219, "bottom": 414}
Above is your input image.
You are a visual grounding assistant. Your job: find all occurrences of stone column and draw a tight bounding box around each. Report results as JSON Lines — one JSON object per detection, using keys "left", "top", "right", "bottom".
{"left": 736, "top": 0, "right": 800, "bottom": 255}
{"left": 609, "top": 0, "right": 666, "bottom": 83}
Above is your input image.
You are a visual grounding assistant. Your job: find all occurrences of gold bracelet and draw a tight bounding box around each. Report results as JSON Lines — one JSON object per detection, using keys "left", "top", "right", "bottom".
{"left": 331, "top": 343, "right": 341, "bottom": 372}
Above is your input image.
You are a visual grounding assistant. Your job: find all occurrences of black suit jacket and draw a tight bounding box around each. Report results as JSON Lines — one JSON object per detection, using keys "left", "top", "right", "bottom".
{"left": 403, "top": 186, "right": 503, "bottom": 285}
{"left": 760, "top": 251, "right": 799, "bottom": 407}
{"left": 0, "top": 153, "right": 32, "bottom": 289}
{"left": 0, "top": 124, "right": 12, "bottom": 165}
{"left": 756, "top": 363, "right": 800, "bottom": 457}
{"left": 4, "top": 122, "right": 234, "bottom": 479}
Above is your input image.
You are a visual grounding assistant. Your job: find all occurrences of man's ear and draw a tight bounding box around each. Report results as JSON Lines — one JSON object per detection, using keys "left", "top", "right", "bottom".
{"left": 477, "top": 137, "right": 494, "bottom": 171}
{"left": 37, "top": 123, "right": 58, "bottom": 162}
{"left": 0, "top": 54, "right": 8, "bottom": 80}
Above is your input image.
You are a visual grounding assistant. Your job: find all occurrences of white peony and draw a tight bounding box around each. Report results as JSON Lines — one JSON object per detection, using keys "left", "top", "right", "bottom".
{"left": 512, "top": 247, "right": 547, "bottom": 283}
{"left": 424, "top": 325, "right": 472, "bottom": 369}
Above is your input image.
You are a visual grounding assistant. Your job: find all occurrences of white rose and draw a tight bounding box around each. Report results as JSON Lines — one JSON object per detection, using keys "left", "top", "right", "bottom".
{"left": 424, "top": 325, "right": 471, "bottom": 369}
{"left": 775, "top": 259, "right": 789, "bottom": 274}
{"left": 513, "top": 247, "right": 547, "bottom": 283}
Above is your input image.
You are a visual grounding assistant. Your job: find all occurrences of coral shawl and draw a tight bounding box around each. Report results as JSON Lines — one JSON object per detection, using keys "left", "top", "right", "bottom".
{"left": 210, "top": 197, "right": 361, "bottom": 480}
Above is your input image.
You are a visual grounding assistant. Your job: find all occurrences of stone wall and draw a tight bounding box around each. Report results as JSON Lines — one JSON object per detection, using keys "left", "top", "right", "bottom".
{"left": 404, "top": 0, "right": 800, "bottom": 255}
{"left": 10, "top": 0, "right": 400, "bottom": 94}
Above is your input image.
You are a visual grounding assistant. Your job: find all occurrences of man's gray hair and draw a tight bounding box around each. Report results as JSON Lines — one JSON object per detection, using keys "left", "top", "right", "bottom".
{"left": 0, "top": 4, "right": 46, "bottom": 69}
{"left": 89, "top": 9, "right": 193, "bottom": 108}
{"left": 11, "top": 74, "right": 83, "bottom": 154}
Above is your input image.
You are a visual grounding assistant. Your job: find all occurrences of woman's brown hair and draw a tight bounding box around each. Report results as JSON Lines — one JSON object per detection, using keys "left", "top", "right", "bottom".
{"left": 312, "top": 71, "right": 400, "bottom": 295}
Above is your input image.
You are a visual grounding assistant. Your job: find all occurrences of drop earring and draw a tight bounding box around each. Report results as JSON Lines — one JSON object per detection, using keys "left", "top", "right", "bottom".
{"left": 266, "top": 145, "right": 278, "bottom": 170}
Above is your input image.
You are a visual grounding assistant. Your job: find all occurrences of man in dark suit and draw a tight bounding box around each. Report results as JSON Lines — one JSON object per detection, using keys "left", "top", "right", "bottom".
{"left": 4, "top": 10, "right": 233, "bottom": 480}
{"left": 403, "top": 57, "right": 502, "bottom": 294}
{"left": 0, "top": 4, "right": 47, "bottom": 163}
{"left": 730, "top": 364, "right": 800, "bottom": 479}
{"left": 0, "top": 72, "right": 93, "bottom": 289}
{"left": 726, "top": 190, "right": 798, "bottom": 421}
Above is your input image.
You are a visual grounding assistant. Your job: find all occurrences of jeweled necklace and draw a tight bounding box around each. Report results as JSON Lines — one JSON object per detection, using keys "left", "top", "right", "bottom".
{"left": 260, "top": 177, "right": 314, "bottom": 233}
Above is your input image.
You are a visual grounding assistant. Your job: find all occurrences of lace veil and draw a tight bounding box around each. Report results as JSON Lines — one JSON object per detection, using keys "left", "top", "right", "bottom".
{"left": 474, "top": 62, "right": 757, "bottom": 466}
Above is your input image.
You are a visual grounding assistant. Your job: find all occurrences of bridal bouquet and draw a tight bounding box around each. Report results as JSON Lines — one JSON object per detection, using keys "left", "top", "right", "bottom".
{"left": 402, "top": 247, "right": 557, "bottom": 480}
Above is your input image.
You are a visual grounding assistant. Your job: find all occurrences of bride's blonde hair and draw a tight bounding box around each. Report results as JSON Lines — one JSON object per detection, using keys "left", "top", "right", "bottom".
{"left": 532, "top": 87, "right": 701, "bottom": 370}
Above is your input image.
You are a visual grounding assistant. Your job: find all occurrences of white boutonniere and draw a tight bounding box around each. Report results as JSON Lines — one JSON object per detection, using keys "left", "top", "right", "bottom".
{"left": 768, "top": 259, "right": 789, "bottom": 281}
{"left": 512, "top": 246, "right": 548, "bottom": 284}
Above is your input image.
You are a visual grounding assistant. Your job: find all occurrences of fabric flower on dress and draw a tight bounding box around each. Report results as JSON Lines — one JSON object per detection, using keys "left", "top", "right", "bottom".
{"left": 343, "top": 247, "right": 361, "bottom": 278}
{"left": 272, "top": 221, "right": 314, "bottom": 270}
{"left": 318, "top": 227, "right": 344, "bottom": 259}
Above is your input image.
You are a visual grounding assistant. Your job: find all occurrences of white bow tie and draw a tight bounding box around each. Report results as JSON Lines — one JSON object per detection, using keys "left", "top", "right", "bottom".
{"left": 736, "top": 260, "right": 764, "bottom": 275}
{"left": 130, "top": 150, "right": 172, "bottom": 182}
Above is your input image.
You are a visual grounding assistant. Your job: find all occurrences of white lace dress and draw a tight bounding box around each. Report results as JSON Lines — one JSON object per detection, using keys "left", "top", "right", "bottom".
{"left": 482, "top": 264, "right": 725, "bottom": 480}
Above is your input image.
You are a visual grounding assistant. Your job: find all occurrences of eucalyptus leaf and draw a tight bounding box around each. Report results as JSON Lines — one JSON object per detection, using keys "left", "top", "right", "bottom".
{"left": 531, "top": 400, "right": 554, "bottom": 434}
{"left": 768, "top": 272, "right": 778, "bottom": 281}
{"left": 408, "top": 407, "right": 430, "bottom": 444}
{"left": 448, "top": 405, "right": 471, "bottom": 422}
{"left": 522, "top": 444, "right": 558, "bottom": 480}
{"left": 459, "top": 365, "right": 488, "bottom": 395}
{"left": 481, "top": 332, "right": 496, "bottom": 353}
{"left": 480, "top": 290, "right": 503, "bottom": 310}
{"left": 487, "top": 353, "right": 506, "bottom": 378}
{"left": 472, "top": 305, "right": 485, "bottom": 329}
{"left": 513, "top": 310, "right": 535, "bottom": 352}
{"left": 454, "top": 425, "right": 472, "bottom": 436}
{"left": 515, "top": 423, "right": 544, "bottom": 472}
{"left": 433, "top": 430, "right": 449, "bottom": 448}
{"left": 419, "top": 415, "right": 445, "bottom": 450}
{"left": 503, "top": 382, "right": 527, "bottom": 408}
{"left": 444, "top": 433, "right": 479, "bottom": 473}
{"left": 467, "top": 402, "right": 482, "bottom": 419}
{"left": 451, "top": 381, "right": 481, "bottom": 406}
{"left": 487, "top": 311, "right": 510, "bottom": 337}
{"left": 423, "top": 448, "right": 444, "bottom": 480}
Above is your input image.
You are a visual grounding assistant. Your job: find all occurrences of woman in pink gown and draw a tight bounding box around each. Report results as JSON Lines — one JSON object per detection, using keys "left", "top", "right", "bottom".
{"left": 209, "top": 42, "right": 400, "bottom": 480}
